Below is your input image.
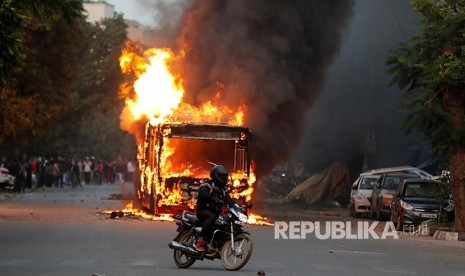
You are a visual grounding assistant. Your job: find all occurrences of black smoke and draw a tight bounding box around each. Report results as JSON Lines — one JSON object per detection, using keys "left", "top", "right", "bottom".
{"left": 169, "top": 0, "right": 355, "bottom": 176}
{"left": 294, "top": 0, "right": 424, "bottom": 176}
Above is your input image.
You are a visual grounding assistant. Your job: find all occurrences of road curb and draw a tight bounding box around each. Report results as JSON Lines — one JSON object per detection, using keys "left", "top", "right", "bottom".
{"left": 433, "top": 230, "right": 465, "bottom": 241}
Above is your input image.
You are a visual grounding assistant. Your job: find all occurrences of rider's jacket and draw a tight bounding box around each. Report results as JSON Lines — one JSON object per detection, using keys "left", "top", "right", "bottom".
{"left": 196, "top": 180, "right": 234, "bottom": 215}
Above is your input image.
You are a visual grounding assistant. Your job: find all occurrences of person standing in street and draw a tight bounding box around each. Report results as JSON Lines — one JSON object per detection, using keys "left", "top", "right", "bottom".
{"left": 114, "top": 158, "right": 125, "bottom": 184}
{"left": 126, "top": 160, "right": 135, "bottom": 183}
{"left": 52, "top": 161, "right": 61, "bottom": 188}
{"left": 83, "top": 158, "right": 92, "bottom": 184}
{"left": 70, "top": 159, "right": 82, "bottom": 188}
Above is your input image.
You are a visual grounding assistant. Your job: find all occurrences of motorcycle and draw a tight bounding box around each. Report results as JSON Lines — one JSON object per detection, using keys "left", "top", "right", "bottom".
{"left": 168, "top": 202, "right": 253, "bottom": 271}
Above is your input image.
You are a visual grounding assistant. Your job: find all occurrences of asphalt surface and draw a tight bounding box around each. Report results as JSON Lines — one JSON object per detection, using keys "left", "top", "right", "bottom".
{"left": 1, "top": 183, "right": 465, "bottom": 276}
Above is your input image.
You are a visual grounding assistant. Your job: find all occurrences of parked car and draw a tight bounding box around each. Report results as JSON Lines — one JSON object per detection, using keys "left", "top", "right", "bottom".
{"left": 0, "top": 167, "right": 15, "bottom": 191}
{"left": 390, "top": 179, "right": 454, "bottom": 231}
{"left": 349, "top": 173, "right": 380, "bottom": 218}
{"left": 370, "top": 172, "right": 420, "bottom": 220}
{"left": 363, "top": 166, "right": 433, "bottom": 179}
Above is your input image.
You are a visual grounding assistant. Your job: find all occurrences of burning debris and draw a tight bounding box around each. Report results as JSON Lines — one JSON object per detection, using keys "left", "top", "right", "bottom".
{"left": 100, "top": 201, "right": 272, "bottom": 225}
{"left": 100, "top": 201, "right": 175, "bottom": 221}
{"left": 104, "top": 193, "right": 134, "bottom": 201}
{"left": 109, "top": 211, "right": 124, "bottom": 219}
{"left": 247, "top": 213, "right": 274, "bottom": 226}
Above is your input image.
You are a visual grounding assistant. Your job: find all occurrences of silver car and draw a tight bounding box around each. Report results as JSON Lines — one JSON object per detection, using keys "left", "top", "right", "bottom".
{"left": 349, "top": 174, "right": 380, "bottom": 218}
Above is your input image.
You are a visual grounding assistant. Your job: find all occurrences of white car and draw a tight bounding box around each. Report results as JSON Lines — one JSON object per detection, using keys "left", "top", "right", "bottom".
{"left": 363, "top": 166, "right": 433, "bottom": 179}
{"left": 0, "top": 167, "right": 15, "bottom": 191}
{"left": 349, "top": 173, "right": 380, "bottom": 218}
{"left": 349, "top": 166, "right": 433, "bottom": 218}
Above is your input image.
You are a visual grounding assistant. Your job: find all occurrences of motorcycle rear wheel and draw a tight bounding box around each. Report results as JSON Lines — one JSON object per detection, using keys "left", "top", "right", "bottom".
{"left": 220, "top": 235, "right": 253, "bottom": 271}
{"left": 173, "top": 231, "right": 197, "bottom": 268}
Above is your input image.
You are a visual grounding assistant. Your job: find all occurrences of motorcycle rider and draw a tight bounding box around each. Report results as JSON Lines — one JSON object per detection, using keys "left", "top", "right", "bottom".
{"left": 194, "top": 165, "right": 234, "bottom": 252}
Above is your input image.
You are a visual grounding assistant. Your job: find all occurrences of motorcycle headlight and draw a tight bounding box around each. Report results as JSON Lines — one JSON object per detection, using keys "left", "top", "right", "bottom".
{"left": 238, "top": 212, "right": 248, "bottom": 224}
{"left": 400, "top": 199, "right": 413, "bottom": 210}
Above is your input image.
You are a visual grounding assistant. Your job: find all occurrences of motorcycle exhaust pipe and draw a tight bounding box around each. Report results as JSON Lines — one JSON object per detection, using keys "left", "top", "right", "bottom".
{"left": 169, "top": 241, "right": 202, "bottom": 257}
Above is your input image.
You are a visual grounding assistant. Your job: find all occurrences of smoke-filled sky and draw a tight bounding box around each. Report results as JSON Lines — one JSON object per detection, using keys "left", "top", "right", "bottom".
{"left": 108, "top": 0, "right": 424, "bottom": 177}
{"left": 106, "top": 0, "right": 189, "bottom": 28}
{"left": 295, "top": 0, "right": 422, "bottom": 174}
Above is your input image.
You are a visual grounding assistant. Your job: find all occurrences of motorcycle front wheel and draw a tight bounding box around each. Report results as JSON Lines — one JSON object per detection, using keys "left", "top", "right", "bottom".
{"left": 220, "top": 234, "right": 253, "bottom": 271}
{"left": 173, "top": 231, "right": 197, "bottom": 268}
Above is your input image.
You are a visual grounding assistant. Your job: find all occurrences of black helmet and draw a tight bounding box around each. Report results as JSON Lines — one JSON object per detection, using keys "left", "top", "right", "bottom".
{"left": 210, "top": 165, "right": 229, "bottom": 188}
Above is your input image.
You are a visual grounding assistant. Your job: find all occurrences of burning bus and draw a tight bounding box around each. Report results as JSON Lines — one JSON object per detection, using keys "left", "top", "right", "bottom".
{"left": 135, "top": 122, "right": 254, "bottom": 215}
{"left": 118, "top": 46, "right": 256, "bottom": 216}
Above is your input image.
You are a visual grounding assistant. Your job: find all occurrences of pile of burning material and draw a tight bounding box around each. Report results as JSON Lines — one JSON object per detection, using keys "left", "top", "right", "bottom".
{"left": 99, "top": 201, "right": 174, "bottom": 222}
{"left": 99, "top": 200, "right": 273, "bottom": 225}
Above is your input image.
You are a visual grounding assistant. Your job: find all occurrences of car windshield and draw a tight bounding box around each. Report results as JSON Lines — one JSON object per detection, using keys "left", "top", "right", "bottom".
{"left": 359, "top": 177, "right": 378, "bottom": 189}
{"left": 403, "top": 182, "right": 439, "bottom": 198}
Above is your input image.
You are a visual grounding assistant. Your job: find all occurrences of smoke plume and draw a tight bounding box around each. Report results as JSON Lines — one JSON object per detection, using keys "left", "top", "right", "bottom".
{"left": 294, "top": 0, "right": 422, "bottom": 174}
{"left": 170, "top": 0, "right": 355, "bottom": 176}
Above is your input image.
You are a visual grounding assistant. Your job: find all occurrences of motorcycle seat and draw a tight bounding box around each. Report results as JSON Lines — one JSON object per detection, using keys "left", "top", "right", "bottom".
{"left": 182, "top": 211, "right": 203, "bottom": 227}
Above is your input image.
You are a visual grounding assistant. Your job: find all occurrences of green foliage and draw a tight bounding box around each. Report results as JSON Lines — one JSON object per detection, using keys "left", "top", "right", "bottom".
{"left": 434, "top": 170, "right": 453, "bottom": 223}
{"left": 387, "top": 0, "right": 465, "bottom": 158}
{"left": 0, "top": 0, "right": 84, "bottom": 147}
{"left": 30, "top": 104, "right": 135, "bottom": 161}
{"left": 73, "top": 14, "right": 128, "bottom": 115}
{"left": 412, "top": 0, "right": 465, "bottom": 23}
{"left": 26, "top": 14, "right": 133, "bottom": 160}
{"left": 1, "top": 3, "right": 134, "bottom": 160}
{"left": 0, "top": 0, "right": 84, "bottom": 87}
{"left": 0, "top": 0, "right": 30, "bottom": 87}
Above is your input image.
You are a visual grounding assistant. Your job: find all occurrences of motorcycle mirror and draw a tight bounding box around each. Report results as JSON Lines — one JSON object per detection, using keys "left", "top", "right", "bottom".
{"left": 246, "top": 202, "right": 253, "bottom": 209}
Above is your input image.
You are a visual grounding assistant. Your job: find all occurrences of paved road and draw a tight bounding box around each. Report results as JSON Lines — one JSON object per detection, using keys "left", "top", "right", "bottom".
{"left": 1, "top": 184, "right": 465, "bottom": 276}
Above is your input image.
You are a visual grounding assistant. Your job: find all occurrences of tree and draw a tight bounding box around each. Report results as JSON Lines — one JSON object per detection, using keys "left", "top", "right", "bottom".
{"left": 387, "top": 0, "right": 465, "bottom": 231}
{"left": 1, "top": 2, "right": 134, "bottom": 161}
{"left": 74, "top": 14, "right": 128, "bottom": 114}
{"left": 0, "top": 0, "right": 83, "bottom": 87}
{"left": 27, "top": 14, "right": 134, "bottom": 160}
{"left": 0, "top": 0, "right": 84, "bottom": 147}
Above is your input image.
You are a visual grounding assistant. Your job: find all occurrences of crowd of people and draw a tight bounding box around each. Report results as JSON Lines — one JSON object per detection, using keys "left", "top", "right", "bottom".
{"left": 1, "top": 156, "right": 136, "bottom": 192}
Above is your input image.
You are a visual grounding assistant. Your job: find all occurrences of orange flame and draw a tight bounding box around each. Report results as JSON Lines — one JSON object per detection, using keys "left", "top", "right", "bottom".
{"left": 120, "top": 48, "right": 183, "bottom": 125}
{"left": 248, "top": 213, "right": 274, "bottom": 226}
{"left": 102, "top": 201, "right": 174, "bottom": 221}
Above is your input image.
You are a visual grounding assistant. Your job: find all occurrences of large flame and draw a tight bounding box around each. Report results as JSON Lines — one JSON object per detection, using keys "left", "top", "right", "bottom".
{"left": 119, "top": 48, "right": 245, "bottom": 126}
{"left": 120, "top": 48, "right": 183, "bottom": 125}
{"left": 119, "top": 44, "right": 262, "bottom": 223}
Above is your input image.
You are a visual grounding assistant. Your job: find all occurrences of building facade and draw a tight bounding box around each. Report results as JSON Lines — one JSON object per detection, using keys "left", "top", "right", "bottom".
{"left": 83, "top": 1, "right": 115, "bottom": 23}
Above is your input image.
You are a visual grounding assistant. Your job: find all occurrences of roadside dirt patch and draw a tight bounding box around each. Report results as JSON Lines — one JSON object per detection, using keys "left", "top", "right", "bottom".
{"left": 253, "top": 197, "right": 349, "bottom": 222}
